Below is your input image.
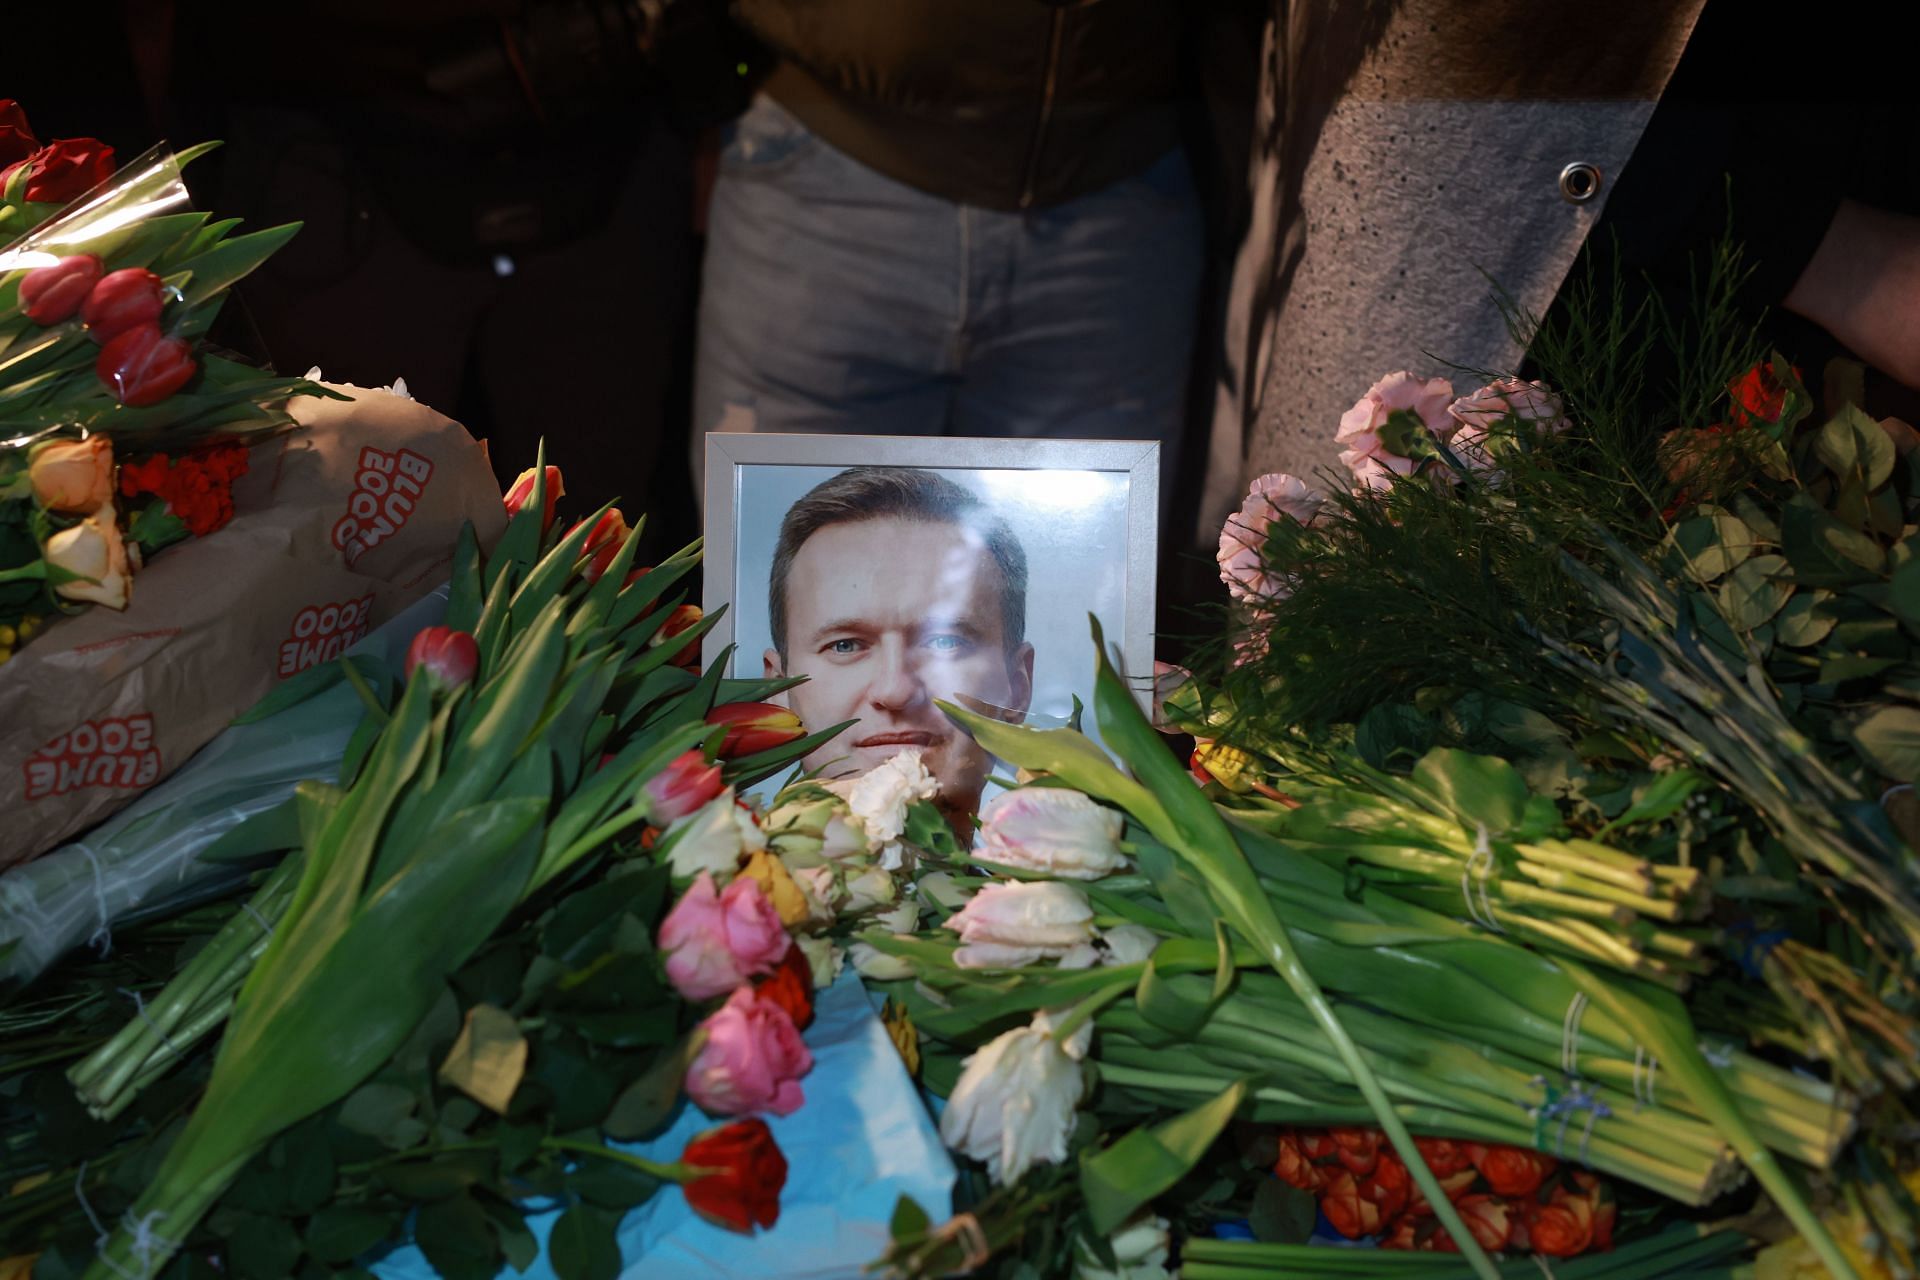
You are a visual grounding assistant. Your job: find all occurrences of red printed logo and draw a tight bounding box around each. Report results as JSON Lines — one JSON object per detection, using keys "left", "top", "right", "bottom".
{"left": 278, "top": 594, "right": 375, "bottom": 677}
{"left": 23, "top": 715, "right": 162, "bottom": 801}
{"left": 331, "top": 446, "right": 433, "bottom": 566}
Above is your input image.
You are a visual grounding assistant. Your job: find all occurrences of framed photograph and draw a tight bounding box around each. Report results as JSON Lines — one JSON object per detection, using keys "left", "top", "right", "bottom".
{"left": 703, "top": 434, "right": 1159, "bottom": 816}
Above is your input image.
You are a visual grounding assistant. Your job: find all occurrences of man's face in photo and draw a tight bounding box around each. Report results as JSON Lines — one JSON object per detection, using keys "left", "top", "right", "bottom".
{"left": 767, "top": 515, "right": 1035, "bottom": 812}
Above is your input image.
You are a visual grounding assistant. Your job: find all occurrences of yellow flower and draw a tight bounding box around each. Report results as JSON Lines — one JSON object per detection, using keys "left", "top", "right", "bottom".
{"left": 882, "top": 997, "right": 920, "bottom": 1078}
{"left": 739, "top": 849, "right": 812, "bottom": 929}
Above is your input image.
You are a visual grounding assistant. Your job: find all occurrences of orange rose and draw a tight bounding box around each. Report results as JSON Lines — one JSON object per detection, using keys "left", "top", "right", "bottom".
{"left": 28, "top": 435, "right": 113, "bottom": 514}
{"left": 1412, "top": 1136, "right": 1472, "bottom": 1179}
{"left": 44, "top": 503, "right": 131, "bottom": 609}
{"left": 1525, "top": 1192, "right": 1595, "bottom": 1257}
{"left": 1472, "top": 1143, "right": 1557, "bottom": 1198}
{"left": 1407, "top": 1167, "right": 1479, "bottom": 1217}
{"left": 1358, "top": 1151, "right": 1411, "bottom": 1221}
{"left": 1319, "top": 1170, "right": 1390, "bottom": 1239}
{"left": 1274, "top": 1130, "right": 1326, "bottom": 1192}
{"left": 1569, "top": 1171, "right": 1616, "bottom": 1251}
{"left": 1426, "top": 1194, "right": 1513, "bottom": 1253}
{"left": 1330, "top": 1126, "right": 1382, "bottom": 1176}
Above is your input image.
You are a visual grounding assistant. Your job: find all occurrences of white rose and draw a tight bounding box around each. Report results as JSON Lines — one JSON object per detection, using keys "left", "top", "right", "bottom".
{"left": 845, "top": 865, "right": 899, "bottom": 914}
{"left": 849, "top": 941, "right": 915, "bottom": 982}
{"left": 939, "top": 1008, "right": 1090, "bottom": 1184}
{"left": 1074, "top": 1213, "right": 1173, "bottom": 1280}
{"left": 657, "top": 790, "right": 755, "bottom": 879}
{"left": 871, "top": 899, "right": 919, "bottom": 934}
{"left": 789, "top": 862, "right": 842, "bottom": 926}
{"left": 842, "top": 749, "right": 938, "bottom": 844}
{"left": 822, "top": 814, "right": 871, "bottom": 860}
{"left": 1097, "top": 924, "right": 1162, "bottom": 967}
{"left": 977, "top": 788, "right": 1128, "bottom": 880}
{"left": 946, "top": 880, "right": 1096, "bottom": 969}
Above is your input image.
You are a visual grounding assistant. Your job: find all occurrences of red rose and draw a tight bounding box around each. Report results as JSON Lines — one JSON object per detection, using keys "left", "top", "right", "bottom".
{"left": 18, "top": 254, "right": 102, "bottom": 325}
{"left": 1728, "top": 360, "right": 1799, "bottom": 430}
{"left": 96, "top": 323, "right": 196, "bottom": 406}
{"left": 753, "top": 945, "right": 815, "bottom": 1031}
{"left": 0, "top": 99, "right": 36, "bottom": 165}
{"left": 1297, "top": 1131, "right": 1339, "bottom": 1161}
{"left": 1381, "top": 1213, "right": 1425, "bottom": 1250}
{"left": 1412, "top": 1136, "right": 1472, "bottom": 1179}
{"left": 1425, "top": 1194, "right": 1513, "bottom": 1254}
{"left": 1329, "top": 1126, "right": 1381, "bottom": 1176}
{"left": 3, "top": 137, "right": 114, "bottom": 205}
{"left": 1471, "top": 1143, "right": 1556, "bottom": 1198}
{"left": 82, "top": 268, "right": 168, "bottom": 345}
{"left": 1273, "top": 1130, "right": 1325, "bottom": 1193}
{"left": 1524, "top": 1192, "right": 1595, "bottom": 1258}
{"left": 1568, "top": 1171, "right": 1615, "bottom": 1251}
{"left": 680, "top": 1118, "right": 788, "bottom": 1232}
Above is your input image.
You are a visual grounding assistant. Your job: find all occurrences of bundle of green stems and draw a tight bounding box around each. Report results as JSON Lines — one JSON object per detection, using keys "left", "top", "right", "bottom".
{"left": 1178, "top": 1223, "right": 1753, "bottom": 1280}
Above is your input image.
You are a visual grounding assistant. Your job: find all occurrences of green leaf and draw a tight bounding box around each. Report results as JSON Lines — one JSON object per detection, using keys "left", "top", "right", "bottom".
{"left": 284, "top": 1120, "right": 337, "bottom": 1213}
{"left": 604, "top": 1038, "right": 701, "bottom": 1141}
{"left": 1781, "top": 494, "right": 1885, "bottom": 585}
{"left": 1666, "top": 508, "right": 1754, "bottom": 582}
{"left": 890, "top": 1195, "right": 933, "bottom": 1241}
{"left": 548, "top": 1204, "right": 622, "bottom": 1280}
{"left": 1716, "top": 553, "right": 1793, "bottom": 631}
{"left": 177, "top": 223, "right": 303, "bottom": 308}
{"left": 336, "top": 1083, "right": 423, "bottom": 1146}
{"left": 196, "top": 798, "right": 302, "bottom": 865}
{"left": 1080, "top": 1080, "right": 1246, "bottom": 1236}
{"left": 377, "top": 1150, "right": 496, "bottom": 1202}
{"left": 1410, "top": 749, "right": 1530, "bottom": 836}
{"left": 1353, "top": 704, "right": 1434, "bottom": 770}
{"left": 1776, "top": 591, "right": 1839, "bottom": 647}
{"left": 567, "top": 1158, "right": 663, "bottom": 1209}
{"left": 1375, "top": 408, "right": 1441, "bottom": 462}
{"left": 306, "top": 1206, "right": 397, "bottom": 1265}
{"left": 228, "top": 1210, "right": 305, "bottom": 1278}
{"left": 1249, "top": 1177, "right": 1318, "bottom": 1244}
{"left": 415, "top": 1190, "right": 499, "bottom": 1280}
{"left": 1815, "top": 404, "right": 1896, "bottom": 491}
{"left": 1848, "top": 705, "right": 1920, "bottom": 783}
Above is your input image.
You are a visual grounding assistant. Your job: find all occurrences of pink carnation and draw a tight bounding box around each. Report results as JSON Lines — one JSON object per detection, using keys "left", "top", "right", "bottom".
{"left": 1447, "top": 377, "right": 1567, "bottom": 435}
{"left": 1217, "top": 473, "right": 1323, "bottom": 604}
{"left": 686, "top": 985, "right": 814, "bottom": 1117}
{"left": 1336, "top": 372, "right": 1457, "bottom": 488}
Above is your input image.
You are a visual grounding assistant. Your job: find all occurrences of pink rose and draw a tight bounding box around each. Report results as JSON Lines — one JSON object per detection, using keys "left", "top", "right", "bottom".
{"left": 1217, "top": 473, "right": 1322, "bottom": 604}
{"left": 659, "top": 872, "right": 792, "bottom": 1001}
{"left": 946, "top": 880, "right": 1096, "bottom": 969}
{"left": 1336, "top": 372, "right": 1457, "bottom": 486}
{"left": 686, "top": 986, "right": 814, "bottom": 1117}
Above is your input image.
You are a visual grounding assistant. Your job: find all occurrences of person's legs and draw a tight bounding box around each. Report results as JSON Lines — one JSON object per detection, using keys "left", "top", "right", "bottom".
{"left": 951, "top": 146, "right": 1205, "bottom": 485}
{"left": 693, "top": 94, "right": 965, "bottom": 484}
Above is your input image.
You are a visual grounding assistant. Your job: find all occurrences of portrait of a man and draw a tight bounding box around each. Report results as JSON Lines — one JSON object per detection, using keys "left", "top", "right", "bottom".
{"left": 762, "top": 467, "right": 1034, "bottom": 821}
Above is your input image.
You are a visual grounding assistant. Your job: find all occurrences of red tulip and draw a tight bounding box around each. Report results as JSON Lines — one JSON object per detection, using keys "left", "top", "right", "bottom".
{"left": 644, "top": 749, "right": 725, "bottom": 825}
{"left": 1, "top": 136, "right": 114, "bottom": 204}
{"left": 577, "top": 509, "right": 630, "bottom": 583}
{"left": 95, "top": 324, "right": 196, "bottom": 406}
{"left": 19, "top": 254, "right": 102, "bottom": 325}
{"left": 404, "top": 626, "right": 479, "bottom": 691}
{"left": 705, "top": 702, "right": 804, "bottom": 758}
{"left": 504, "top": 465, "right": 564, "bottom": 534}
{"left": 680, "top": 1119, "right": 787, "bottom": 1232}
{"left": 651, "top": 604, "right": 704, "bottom": 670}
{"left": 81, "top": 268, "right": 167, "bottom": 344}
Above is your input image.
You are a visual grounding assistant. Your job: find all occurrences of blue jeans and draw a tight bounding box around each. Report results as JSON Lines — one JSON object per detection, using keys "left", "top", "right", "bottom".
{"left": 693, "top": 93, "right": 1204, "bottom": 483}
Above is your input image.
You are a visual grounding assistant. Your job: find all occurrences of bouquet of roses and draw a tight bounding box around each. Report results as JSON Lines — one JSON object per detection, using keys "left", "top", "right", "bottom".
{"left": 1, "top": 97, "right": 332, "bottom": 640}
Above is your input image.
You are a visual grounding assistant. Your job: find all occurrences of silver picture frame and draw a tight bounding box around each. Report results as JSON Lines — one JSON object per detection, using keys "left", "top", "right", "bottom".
{"left": 701, "top": 432, "right": 1161, "bottom": 722}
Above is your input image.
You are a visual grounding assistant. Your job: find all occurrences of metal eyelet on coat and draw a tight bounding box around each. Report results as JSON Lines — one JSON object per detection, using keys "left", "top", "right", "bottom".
{"left": 1559, "top": 162, "right": 1603, "bottom": 204}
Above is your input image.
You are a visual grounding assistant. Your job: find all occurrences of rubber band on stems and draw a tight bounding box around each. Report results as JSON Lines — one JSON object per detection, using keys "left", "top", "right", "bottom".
{"left": 1461, "top": 824, "right": 1504, "bottom": 933}
{"left": 1530, "top": 1077, "right": 1613, "bottom": 1164}
{"left": 240, "top": 902, "right": 276, "bottom": 937}
{"left": 80, "top": 845, "right": 114, "bottom": 956}
{"left": 932, "top": 1212, "right": 991, "bottom": 1271}
{"left": 1632, "top": 1045, "right": 1660, "bottom": 1109}
{"left": 1560, "top": 991, "right": 1590, "bottom": 1076}
{"left": 74, "top": 1161, "right": 137, "bottom": 1280}
{"left": 118, "top": 987, "right": 186, "bottom": 1062}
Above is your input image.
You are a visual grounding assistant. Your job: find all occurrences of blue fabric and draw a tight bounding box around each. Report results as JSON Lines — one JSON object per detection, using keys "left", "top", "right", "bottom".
{"left": 693, "top": 93, "right": 1203, "bottom": 479}
{"left": 372, "top": 971, "right": 954, "bottom": 1280}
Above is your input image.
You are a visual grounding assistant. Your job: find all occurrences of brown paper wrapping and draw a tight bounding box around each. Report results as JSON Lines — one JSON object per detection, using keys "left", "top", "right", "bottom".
{"left": 0, "top": 384, "right": 505, "bottom": 870}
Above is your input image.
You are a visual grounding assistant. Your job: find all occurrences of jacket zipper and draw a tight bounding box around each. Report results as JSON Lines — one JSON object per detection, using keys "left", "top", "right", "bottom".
{"left": 1018, "top": 8, "right": 1067, "bottom": 210}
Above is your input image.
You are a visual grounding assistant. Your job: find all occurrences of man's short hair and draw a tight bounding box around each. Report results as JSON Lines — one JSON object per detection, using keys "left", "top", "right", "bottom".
{"left": 770, "top": 467, "right": 1028, "bottom": 661}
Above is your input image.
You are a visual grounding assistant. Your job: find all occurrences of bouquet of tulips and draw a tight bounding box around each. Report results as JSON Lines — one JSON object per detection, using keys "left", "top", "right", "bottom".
{"left": 0, "top": 451, "right": 871, "bottom": 1279}
{"left": 1, "top": 97, "right": 333, "bottom": 641}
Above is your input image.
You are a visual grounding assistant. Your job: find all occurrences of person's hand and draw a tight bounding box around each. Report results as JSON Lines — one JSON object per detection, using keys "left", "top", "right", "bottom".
{"left": 1786, "top": 199, "right": 1920, "bottom": 392}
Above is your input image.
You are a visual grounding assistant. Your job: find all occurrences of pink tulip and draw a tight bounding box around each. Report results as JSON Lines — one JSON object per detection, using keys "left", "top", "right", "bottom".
{"left": 645, "top": 749, "right": 724, "bottom": 825}
{"left": 685, "top": 985, "right": 813, "bottom": 1117}
{"left": 403, "top": 625, "right": 478, "bottom": 691}
{"left": 659, "top": 872, "right": 791, "bottom": 1001}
